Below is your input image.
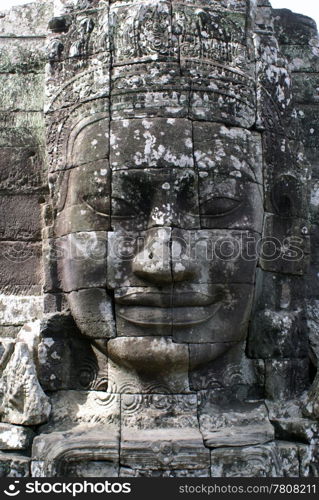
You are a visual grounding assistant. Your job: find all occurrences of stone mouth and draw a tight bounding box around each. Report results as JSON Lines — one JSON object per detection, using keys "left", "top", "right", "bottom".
{"left": 115, "top": 290, "right": 219, "bottom": 307}
{"left": 116, "top": 304, "right": 222, "bottom": 328}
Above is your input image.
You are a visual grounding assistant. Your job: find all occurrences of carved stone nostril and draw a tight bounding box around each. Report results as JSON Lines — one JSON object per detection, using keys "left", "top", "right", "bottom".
{"left": 149, "top": 252, "right": 154, "bottom": 260}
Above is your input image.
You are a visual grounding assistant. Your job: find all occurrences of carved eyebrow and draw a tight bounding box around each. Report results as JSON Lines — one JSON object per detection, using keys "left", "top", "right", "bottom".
{"left": 228, "top": 167, "right": 257, "bottom": 183}
{"left": 241, "top": 161, "right": 261, "bottom": 184}
{"left": 197, "top": 158, "right": 261, "bottom": 184}
{"left": 219, "top": 157, "right": 260, "bottom": 183}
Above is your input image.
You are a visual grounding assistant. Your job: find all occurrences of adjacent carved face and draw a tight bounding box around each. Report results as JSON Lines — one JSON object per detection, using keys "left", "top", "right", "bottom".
{"left": 52, "top": 117, "right": 263, "bottom": 370}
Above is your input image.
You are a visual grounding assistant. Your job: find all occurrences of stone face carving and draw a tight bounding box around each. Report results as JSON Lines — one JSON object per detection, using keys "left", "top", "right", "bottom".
{"left": 0, "top": 0, "right": 318, "bottom": 478}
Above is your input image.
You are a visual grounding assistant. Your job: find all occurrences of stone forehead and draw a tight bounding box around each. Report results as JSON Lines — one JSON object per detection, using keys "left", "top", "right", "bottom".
{"left": 55, "top": 116, "right": 263, "bottom": 178}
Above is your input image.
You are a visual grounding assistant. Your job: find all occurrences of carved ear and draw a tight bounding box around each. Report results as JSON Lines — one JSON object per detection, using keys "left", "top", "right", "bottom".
{"left": 65, "top": 114, "right": 109, "bottom": 168}
{"left": 48, "top": 170, "right": 70, "bottom": 214}
{"left": 271, "top": 175, "right": 303, "bottom": 218}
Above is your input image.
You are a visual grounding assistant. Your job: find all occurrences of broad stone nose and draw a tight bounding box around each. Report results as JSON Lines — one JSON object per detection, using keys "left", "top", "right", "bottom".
{"left": 171, "top": 232, "right": 198, "bottom": 282}
{"left": 132, "top": 227, "right": 172, "bottom": 284}
{"left": 132, "top": 227, "right": 198, "bottom": 284}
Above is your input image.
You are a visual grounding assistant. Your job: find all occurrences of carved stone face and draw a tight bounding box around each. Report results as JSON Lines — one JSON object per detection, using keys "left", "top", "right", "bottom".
{"left": 45, "top": 0, "right": 270, "bottom": 383}
{"left": 28, "top": 0, "right": 316, "bottom": 476}
{"left": 52, "top": 117, "right": 263, "bottom": 372}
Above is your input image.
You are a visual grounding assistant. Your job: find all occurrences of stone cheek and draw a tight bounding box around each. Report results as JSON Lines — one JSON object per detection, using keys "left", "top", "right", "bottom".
{"left": 67, "top": 289, "right": 115, "bottom": 339}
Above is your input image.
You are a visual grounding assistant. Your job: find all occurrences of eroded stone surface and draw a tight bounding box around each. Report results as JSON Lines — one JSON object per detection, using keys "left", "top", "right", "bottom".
{"left": 121, "top": 394, "right": 199, "bottom": 430}
{"left": 32, "top": 428, "right": 119, "bottom": 477}
{"left": 38, "top": 332, "right": 108, "bottom": 391}
{"left": 0, "top": 323, "right": 51, "bottom": 426}
{"left": 210, "top": 442, "right": 301, "bottom": 477}
{"left": 0, "top": 423, "right": 34, "bottom": 451}
{"left": 0, "top": 295, "right": 43, "bottom": 328}
{"left": 39, "top": 390, "right": 120, "bottom": 433}
{"left": 267, "top": 399, "right": 319, "bottom": 443}
{"left": 119, "top": 468, "right": 210, "bottom": 477}
{"left": 199, "top": 392, "right": 274, "bottom": 447}
{"left": 0, "top": 453, "right": 30, "bottom": 477}
{"left": 121, "top": 428, "right": 210, "bottom": 471}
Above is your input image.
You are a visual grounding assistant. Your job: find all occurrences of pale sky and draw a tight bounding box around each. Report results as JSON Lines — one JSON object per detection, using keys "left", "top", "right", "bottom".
{"left": 271, "top": 0, "right": 319, "bottom": 27}
{"left": 0, "top": 0, "right": 318, "bottom": 28}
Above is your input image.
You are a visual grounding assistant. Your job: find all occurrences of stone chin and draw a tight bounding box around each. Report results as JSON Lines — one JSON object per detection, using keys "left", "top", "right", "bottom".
{"left": 107, "top": 336, "right": 239, "bottom": 374}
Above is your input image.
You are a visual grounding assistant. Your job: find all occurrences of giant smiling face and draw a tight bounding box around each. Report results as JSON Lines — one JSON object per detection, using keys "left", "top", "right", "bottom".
{"left": 51, "top": 116, "right": 263, "bottom": 373}
{"left": 46, "top": 0, "right": 265, "bottom": 381}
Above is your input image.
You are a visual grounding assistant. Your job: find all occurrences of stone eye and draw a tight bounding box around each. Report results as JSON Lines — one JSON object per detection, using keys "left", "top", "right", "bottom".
{"left": 81, "top": 195, "right": 110, "bottom": 215}
{"left": 112, "top": 197, "right": 139, "bottom": 217}
{"left": 200, "top": 197, "right": 242, "bottom": 217}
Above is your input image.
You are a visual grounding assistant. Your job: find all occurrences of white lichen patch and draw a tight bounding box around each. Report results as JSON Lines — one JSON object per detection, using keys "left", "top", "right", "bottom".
{"left": 51, "top": 351, "right": 61, "bottom": 361}
{"left": 0, "top": 424, "right": 32, "bottom": 450}
{"left": 0, "top": 296, "right": 43, "bottom": 326}
{"left": 110, "top": 133, "right": 118, "bottom": 147}
{"left": 142, "top": 119, "right": 152, "bottom": 130}
{"left": 311, "top": 182, "right": 319, "bottom": 208}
